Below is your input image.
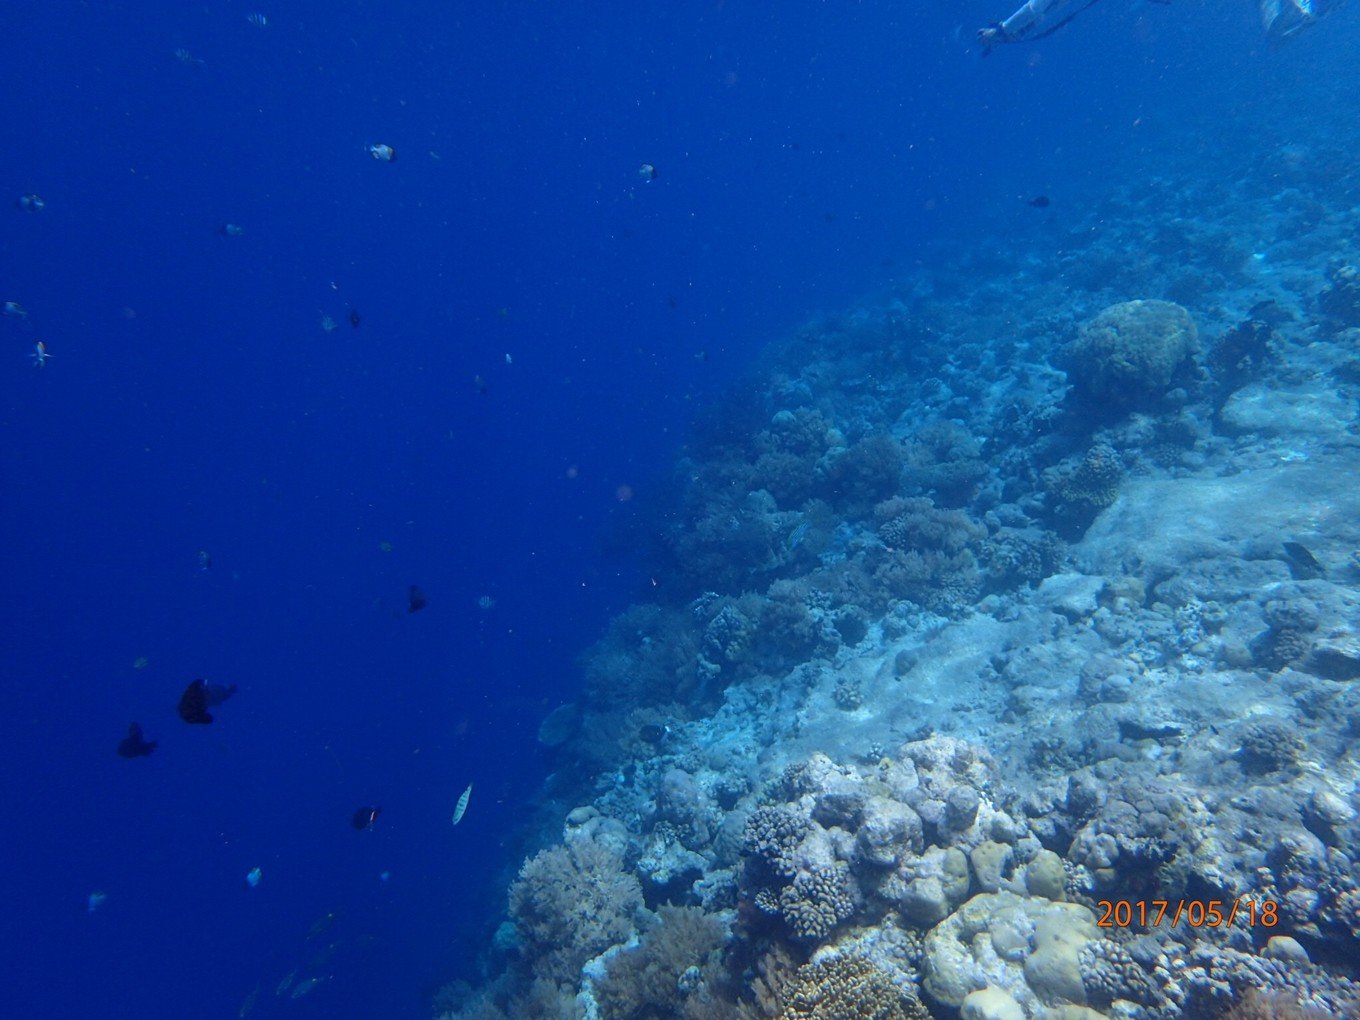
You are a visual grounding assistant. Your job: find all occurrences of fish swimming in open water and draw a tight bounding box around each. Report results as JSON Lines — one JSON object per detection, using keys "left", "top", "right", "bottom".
{"left": 177, "top": 679, "right": 214, "bottom": 724}
{"left": 117, "top": 722, "right": 157, "bottom": 758}
{"left": 452, "top": 783, "right": 472, "bottom": 825}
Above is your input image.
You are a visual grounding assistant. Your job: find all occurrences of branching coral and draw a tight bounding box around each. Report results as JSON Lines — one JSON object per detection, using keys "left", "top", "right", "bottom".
{"left": 781, "top": 955, "right": 933, "bottom": 1020}
{"left": 900, "top": 420, "right": 988, "bottom": 506}
{"left": 817, "top": 434, "right": 905, "bottom": 513}
{"left": 592, "top": 905, "right": 730, "bottom": 1020}
{"left": 869, "top": 497, "right": 985, "bottom": 612}
{"left": 777, "top": 864, "right": 857, "bottom": 941}
{"left": 743, "top": 806, "right": 811, "bottom": 879}
{"left": 508, "top": 837, "right": 644, "bottom": 983}
{"left": 1046, "top": 443, "right": 1123, "bottom": 512}
{"left": 581, "top": 603, "right": 700, "bottom": 711}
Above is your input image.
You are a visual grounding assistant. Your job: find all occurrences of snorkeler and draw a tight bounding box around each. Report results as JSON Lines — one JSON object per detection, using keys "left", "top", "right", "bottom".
{"left": 979, "top": 0, "right": 1347, "bottom": 49}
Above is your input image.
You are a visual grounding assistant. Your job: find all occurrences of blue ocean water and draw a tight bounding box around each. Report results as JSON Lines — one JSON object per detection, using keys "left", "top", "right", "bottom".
{"left": 3, "top": 2, "right": 1355, "bottom": 1018}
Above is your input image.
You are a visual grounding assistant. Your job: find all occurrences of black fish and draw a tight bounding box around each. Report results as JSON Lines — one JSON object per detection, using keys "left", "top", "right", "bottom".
{"left": 177, "top": 678, "right": 214, "bottom": 724}
{"left": 407, "top": 585, "right": 427, "bottom": 613}
{"left": 639, "top": 723, "right": 668, "bottom": 744}
{"left": 352, "top": 806, "right": 382, "bottom": 830}
{"left": 117, "top": 722, "right": 157, "bottom": 758}
{"left": 1247, "top": 299, "right": 1292, "bottom": 326}
{"left": 1282, "top": 541, "right": 1324, "bottom": 580}
{"left": 1028, "top": 195, "right": 1051, "bottom": 208}
{"left": 349, "top": 308, "right": 361, "bottom": 328}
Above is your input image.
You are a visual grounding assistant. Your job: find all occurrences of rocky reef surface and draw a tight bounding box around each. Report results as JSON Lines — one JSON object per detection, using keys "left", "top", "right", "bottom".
{"left": 436, "top": 130, "right": 1360, "bottom": 1020}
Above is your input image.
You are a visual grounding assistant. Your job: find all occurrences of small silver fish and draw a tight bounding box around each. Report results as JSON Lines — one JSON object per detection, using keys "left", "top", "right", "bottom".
{"left": 3, "top": 301, "right": 27, "bottom": 319}
{"left": 174, "top": 48, "right": 204, "bottom": 65}
{"left": 238, "top": 982, "right": 260, "bottom": 1018}
{"left": 451, "top": 783, "right": 472, "bottom": 825}
{"left": 246, "top": 13, "right": 268, "bottom": 28}
{"left": 290, "top": 976, "right": 324, "bottom": 999}
{"left": 367, "top": 143, "right": 396, "bottom": 162}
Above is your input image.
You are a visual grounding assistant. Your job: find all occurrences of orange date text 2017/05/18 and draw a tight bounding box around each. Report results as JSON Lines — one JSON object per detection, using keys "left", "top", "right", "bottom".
{"left": 1095, "top": 898, "right": 1279, "bottom": 929}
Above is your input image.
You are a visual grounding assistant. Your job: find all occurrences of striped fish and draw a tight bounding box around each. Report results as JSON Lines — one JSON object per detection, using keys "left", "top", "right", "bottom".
{"left": 452, "top": 783, "right": 473, "bottom": 825}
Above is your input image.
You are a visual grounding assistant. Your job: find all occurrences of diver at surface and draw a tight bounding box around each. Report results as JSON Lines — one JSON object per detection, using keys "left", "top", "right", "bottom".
{"left": 979, "top": 0, "right": 1348, "bottom": 49}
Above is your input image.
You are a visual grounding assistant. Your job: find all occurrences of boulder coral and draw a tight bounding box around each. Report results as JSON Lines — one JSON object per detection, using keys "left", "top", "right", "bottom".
{"left": 1063, "top": 299, "right": 1198, "bottom": 407}
{"left": 921, "top": 891, "right": 1100, "bottom": 1010}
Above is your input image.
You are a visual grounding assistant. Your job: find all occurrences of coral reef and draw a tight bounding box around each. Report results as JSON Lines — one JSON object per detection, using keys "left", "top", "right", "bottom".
{"left": 435, "top": 114, "right": 1360, "bottom": 1020}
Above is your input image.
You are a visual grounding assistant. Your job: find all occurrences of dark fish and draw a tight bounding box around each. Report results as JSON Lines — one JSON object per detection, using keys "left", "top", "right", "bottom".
{"left": 117, "top": 722, "right": 158, "bottom": 758}
{"left": 1247, "top": 299, "right": 1292, "bottom": 325}
{"left": 177, "top": 678, "right": 214, "bottom": 724}
{"left": 204, "top": 682, "right": 237, "bottom": 706}
{"left": 639, "top": 723, "right": 668, "bottom": 744}
{"left": 407, "top": 584, "right": 427, "bottom": 613}
{"left": 349, "top": 308, "right": 361, "bottom": 328}
{"left": 1028, "top": 195, "right": 1051, "bottom": 208}
{"left": 352, "top": 806, "right": 382, "bottom": 830}
{"left": 1282, "top": 541, "right": 1324, "bottom": 580}
{"left": 1117, "top": 718, "right": 1184, "bottom": 742}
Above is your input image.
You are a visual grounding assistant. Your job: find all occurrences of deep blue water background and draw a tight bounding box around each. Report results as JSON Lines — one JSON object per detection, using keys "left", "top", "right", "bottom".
{"left": 1, "top": 2, "right": 1353, "bottom": 1017}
